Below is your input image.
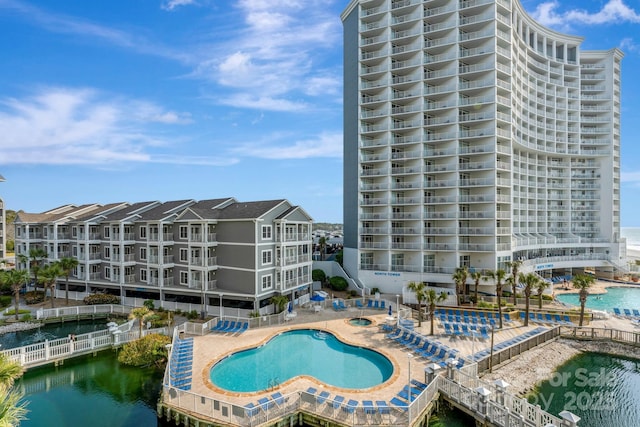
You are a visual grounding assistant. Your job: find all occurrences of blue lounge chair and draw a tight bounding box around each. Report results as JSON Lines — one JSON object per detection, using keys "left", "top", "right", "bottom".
{"left": 479, "top": 327, "right": 489, "bottom": 340}
{"left": 419, "top": 343, "right": 438, "bottom": 358}
{"left": 271, "top": 392, "right": 285, "bottom": 406}
{"left": 332, "top": 395, "right": 345, "bottom": 409}
{"left": 373, "top": 300, "right": 380, "bottom": 309}
{"left": 563, "top": 315, "right": 574, "bottom": 325}
{"left": 461, "top": 324, "right": 472, "bottom": 337}
{"left": 411, "top": 379, "right": 428, "bottom": 390}
{"left": 504, "top": 313, "right": 514, "bottom": 323}
{"left": 356, "top": 300, "right": 364, "bottom": 308}
{"left": 338, "top": 300, "right": 348, "bottom": 310}
{"left": 213, "top": 320, "right": 229, "bottom": 332}
{"left": 613, "top": 307, "right": 623, "bottom": 316}
{"left": 380, "top": 301, "right": 386, "bottom": 310}
{"left": 332, "top": 301, "right": 341, "bottom": 311}
{"left": 443, "top": 323, "right": 453, "bottom": 335}
{"left": 362, "top": 400, "right": 375, "bottom": 415}
{"left": 258, "top": 397, "right": 274, "bottom": 410}
{"left": 367, "top": 299, "right": 373, "bottom": 308}
{"left": 376, "top": 400, "right": 390, "bottom": 416}
{"left": 624, "top": 309, "right": 633, "bottom": 317}
{"left": 390, "top": 397, "right": 408, "bottom": 411}
{"left": 236, "top": 322, "right": 249, "bottom": 334}
{"left": 306, "top": 387, "right": 317, "bottom": 395}
{"left": 343, "top": 399, "right": 358, "bottom": 414}
{"left": 244, "top": 403, "right": 259, "bottom": 417}
{"left": 386, "top": 328, "right": 401, "bottom": 339}
{"left": 633, "top": 309, "right": 640, "bottom": 318}
{"left": 430, "top": 348, "right": 448, "bottom": 363}
{"left": 452, "top": 323, "right": 463, "bottom": 337}
{"left": 222, "top": 321, "right": 237, "bottom": 333}
{"left": 210, "top": 320, "right": 224, "bottom": 331}
{"left": 316, "top": 391, "right": 330, "bottom": 404}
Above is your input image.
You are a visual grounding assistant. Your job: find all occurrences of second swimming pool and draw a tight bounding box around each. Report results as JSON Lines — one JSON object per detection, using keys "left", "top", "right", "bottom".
{"left": 209, "top": 329, "right": 393, "bottom": 392}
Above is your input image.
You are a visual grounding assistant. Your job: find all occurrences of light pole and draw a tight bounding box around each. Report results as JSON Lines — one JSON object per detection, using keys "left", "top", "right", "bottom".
{"left": 396, "top": 294, "right": 400, "bottom": 326}
{"left": 407, "top": 352, "right": 413, "bottom": 420}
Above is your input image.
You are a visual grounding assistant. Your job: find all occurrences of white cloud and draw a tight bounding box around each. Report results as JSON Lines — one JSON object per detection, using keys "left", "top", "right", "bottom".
{"left": 218, "top": 94, "right": 308, "bottom": 112}
{"left": 621, "top": 171, "right": 640, "bottom": 185}
{"left": 620, "top": 37, "right": 639, "bottom": 52}
{"left": 0, "top": 87, "right": 218, "bottom": 166}
{"left": 161, "top": 0, "right": 197, "bottom": 11}
{"left": 530, "top": 0, "right": 640, "bottom": 29}
{"left": 231, "top": 131, "right": 342, "bottom": 159}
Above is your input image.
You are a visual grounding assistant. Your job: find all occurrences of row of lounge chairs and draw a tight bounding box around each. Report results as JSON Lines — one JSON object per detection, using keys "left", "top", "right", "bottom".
{"left": 438, "top": 314, "right": 498, "bottom": 327}
{"left": 519, "top": 312, "right": 575, "bottom": 326}
{"left": 304, "top": 387, "right": 399, "bottom": 417}
{"left": 168, "top": 337, "right": 193, "bottom": 390}
{"left": 386, "top": 328, "right": 465, "bottom": 369}
{"left": 613, "top": 308, "right": 640, "bottom": 319}
{"left": 355, "top": 299, "right": 387, "bottom": 310}
{"left": 442, "top": 322, "right": 490, "bottom": 340}
{"left": 244, "top": 392, "right": 288, "bottom": 416}
{"left": 210, "top": 320, "right": 249, "bottom": 334}
{"left": 469, "top": 327, "right": 547, "bottom": 361}
{"left": 332, "top": 300, "right": 349, "bottom": 311}
{"left": 436, "top": 309, "right": 515, "bottom": 325}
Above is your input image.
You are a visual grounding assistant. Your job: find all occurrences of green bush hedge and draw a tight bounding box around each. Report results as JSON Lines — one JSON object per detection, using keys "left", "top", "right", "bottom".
{"left": 0, "top": 295, "right": 11, "bottom": 308}
{"left": 329, "top": 276, "right": 348, "bottom": 291}
{"left": 312, "top": 269, "right": 326, "bottom": 283}
{"left": 83, "top": 294, "right": 121, "bottom": 305}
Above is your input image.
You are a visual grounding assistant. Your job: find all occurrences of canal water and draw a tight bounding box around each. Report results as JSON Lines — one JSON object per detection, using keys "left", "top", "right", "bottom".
{"left": 528, "top": 352, "right": 640, "bottom": 426}
{"left": 0, "top": 320, "right": 115, "bottom": 349}
{"left": 17, "top": 351, "right": 165, "bottom": 427}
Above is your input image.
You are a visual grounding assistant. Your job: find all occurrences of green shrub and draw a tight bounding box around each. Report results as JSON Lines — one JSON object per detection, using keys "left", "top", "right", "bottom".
{"left": 371, "top": 287, "right": 380, "bottom": 295}
{"left": 329, "top": 276, "right": 348, "bottom": 291}
{"left": 83, "top": 294, "right": 121, "bottom": 305}
{"left": 3, "top": 308, "right": 31, "bottom": 316}
{"left": 117, "top": 333, "right": 171, "bottom": 367}
{"left": 24, "top": 291, "right": 45, "bottom": 305}
{"left": 186, "top": 310, "right": 199, "bottom": 320}
{"left": 0, "top": 295, "right": 11, "bottom": 308}
{"left": 20, "top": 313, "right": 32, "bottom": 321}
{"left": 143, "top": 299, "right": 155, "bottom": 310}
{"left": 312, "top": 269, "right": 326, "bottom": 283}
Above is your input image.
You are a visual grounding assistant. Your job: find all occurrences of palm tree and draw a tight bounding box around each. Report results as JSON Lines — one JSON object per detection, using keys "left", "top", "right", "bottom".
{"left": 484, "top": 269, "right": 507, "bottom": 329}
{"left": 451, "top": 266, "right": 469, "bottom": 306}
{"left": 6, "top": 269, "right": 30, "bottom": 321}
{"left": 28, "top": 247, "right": 48, "bottom": 290}
{"left": 425, "top": 289, "right": 447, "bottom": 335}
{"left": 270, "top": 295, "right": 290, "bottom": 314}
{"left": 59, "top": 257, "right": 79, "bottom": 305}
{"left": 318, "top": 236, "right": 327, "bottom": 261}
{"left": 572, "top": 273, "right": 595, "bottom": 327}
{"left": 534, "top": 279, "right": 550, "bottom": 310}
{"left": 407, "top": 281, "right": 428, "bottom": 326}
{"left": 518, "top": 272, "right": 540, "bottom": 327}
{"left": 470, "top": 270, "right": 483, "bottom": 304}
{"left": 506, "top": 259, "right": 523, "bottom": 306}
{"left": 0, "top": 354, "right": 28, "bottom": 427}
{"left": 129, "top": 306, "right": 153, "bottom": 338}
{"left": 38, "top": 262, "right": 62, "bottom": 308}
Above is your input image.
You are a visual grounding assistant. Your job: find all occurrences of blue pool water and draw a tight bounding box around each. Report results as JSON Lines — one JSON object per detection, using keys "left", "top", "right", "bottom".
{"left": 209, "top": 329, "right": 393, "bottom": 392}
{"left": 556, "top": 287, "right": 640, "bottom": 312}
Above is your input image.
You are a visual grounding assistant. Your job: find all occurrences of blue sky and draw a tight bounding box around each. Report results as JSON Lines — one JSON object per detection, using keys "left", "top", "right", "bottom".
{"left": 0, "top": 0, "right": 639, "bottom": 225}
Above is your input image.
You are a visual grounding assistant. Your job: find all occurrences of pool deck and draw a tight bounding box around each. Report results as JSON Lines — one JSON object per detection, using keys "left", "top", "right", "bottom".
{"left": 183, "top": 304, "right": 544, "bottom": 408}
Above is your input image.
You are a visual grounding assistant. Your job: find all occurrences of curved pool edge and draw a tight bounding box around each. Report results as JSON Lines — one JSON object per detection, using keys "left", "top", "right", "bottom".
{"left": 203, "top": 326, "right": 401, "bottom": 396}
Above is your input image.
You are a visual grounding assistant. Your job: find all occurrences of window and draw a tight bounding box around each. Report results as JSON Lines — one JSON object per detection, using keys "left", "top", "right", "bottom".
{"left": 180, "top": 249, "right": 188, "bottom": 262}
{"left": 104, "top": 247, "right": 110, "bottom": 259}
{"left": 105, "top": 267, "right": 110, "bottom": 279}
{"left": 104, "top": 227, "right": 110, "bottom": 238}
{"left": 261, "top": 275, "right": 273, "bottom": 290}
{"left": 140, "top": 226, "right": 147, "bottom": 239}
{"left": 262, "top": 250, "right": 273, "bottom": 265}
{"left": 71, "top": 227, "right": 77, "bottom": 238}
{"left": 140, "top": 269, "right": 147, "bottom": 282}
{"left": 180, "top": 271, "right": 189, "bottom": 285}
{"left": 179, "top": 226, "right": 188, "bottom": 239}
{"left": 262, "top": 225, "right": 272, "bottom": 240}
{"left": 140, "top": 247, "right": 147, "bottom": 260}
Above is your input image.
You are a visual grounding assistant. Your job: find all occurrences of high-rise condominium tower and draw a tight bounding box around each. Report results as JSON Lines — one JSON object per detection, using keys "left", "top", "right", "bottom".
{"left": 342, "top": 0, "right": 624, "bottom": 295}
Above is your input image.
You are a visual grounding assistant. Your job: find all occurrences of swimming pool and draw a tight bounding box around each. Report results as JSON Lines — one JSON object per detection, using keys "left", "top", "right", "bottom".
{"left": 209, "top": 329, "right": 393, "bottom": 392}
{"left": 556, "top": 287, "right": 640, "bottom": 312}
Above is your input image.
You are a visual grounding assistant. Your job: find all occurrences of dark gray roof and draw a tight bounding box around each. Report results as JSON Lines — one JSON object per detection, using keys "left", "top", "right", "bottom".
{"left": 189, "top": 198, "right": 235, "bottom": 211}
{"left": 138, "top": 199, "right": 194, "bottom": 220}
{"left": 102, "top": 201, "right": 158, "bottom": 221}
{"left": 73, "top": 203, "right": 129, "bottom": 221}
{"left": 217, "top": 199, "right": 286, "bottom": 219}
{"left": 275, "top": 205, "right": 298, "bottom": 219}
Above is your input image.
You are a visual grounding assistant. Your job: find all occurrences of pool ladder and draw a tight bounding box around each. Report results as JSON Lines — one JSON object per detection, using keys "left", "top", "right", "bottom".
{"left": 268, "top": 377, "right": 280, "bottom": 390}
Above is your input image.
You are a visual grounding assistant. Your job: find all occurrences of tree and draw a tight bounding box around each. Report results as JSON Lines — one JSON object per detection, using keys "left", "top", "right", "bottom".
{"left": 0, "top": 353, "right": 28, "bottom": 427}
{"left": 506, "top": 259, "right": 523, "bottom": 306}
{"left": 534, "top": 279, "right": 550, "bottom": 310}
{"left": 425, "top": 289, "right": 447, "bottom": 335}
{"left": 318, "top": 236, "right": 327, "bottom": 261}
{"left": 129, "top": 307, "right": 153, "bottom": 338}
{"left": 270, "top": 295, "right": 290, "bottom": 314}
{"left": 484, "top": 269, "right": 507, "bottom": 329}
{"left": 470, "top": 270, "right": 484, "bottom": 304}
{"left": 28, "top": 248, "right": 48, "bottom": 290}
{"left": 407, "top": 281, "right": 427, "bottom": 327}
{"left": 518, "top": 272, "right": 540, "bottom": 327}
{"left": 38, "top": 262, "right": 62, "bottom": 308}
{"left": 452, "top": 267, "right": 469, "bottom": 306}
{"left": 572, "top": 273, "right": 595, "bottom": 327}
{"left": 5, "top": 269, "right": 30, "bottom": 321}
{"left": 59, "top": 257, "right": 79, "bottom": 305}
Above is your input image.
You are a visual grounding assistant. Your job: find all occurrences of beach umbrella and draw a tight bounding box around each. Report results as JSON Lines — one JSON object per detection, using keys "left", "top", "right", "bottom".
{"left": 310, "top": 294, "right": 325, "bottom": 302}
{"left": 288, "top": 302, "right": 293, "bottom": 313}
{"left": 388, "top": 304, "right": 393, "bottom": 316}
